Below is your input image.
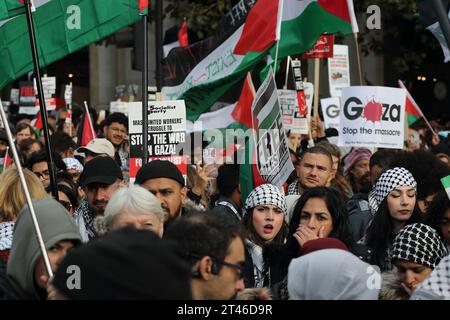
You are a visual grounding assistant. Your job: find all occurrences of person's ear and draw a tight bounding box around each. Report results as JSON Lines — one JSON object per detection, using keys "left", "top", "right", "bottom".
{"left": 103, "top": 125, "right": 108, "bottom": 137}
{"left": 180, "top": 186, "right": 188, "bottom": 201}
{"left": 237, "top": 183, "right": 241, "bottom": 194}
{"left": 198, "top": 256, "right": 215, "bottom": 280}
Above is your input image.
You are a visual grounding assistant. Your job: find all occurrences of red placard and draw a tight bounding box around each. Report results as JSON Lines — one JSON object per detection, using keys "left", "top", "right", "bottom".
{"left": 302, "top": 35, "right": 334, "bottom": 59}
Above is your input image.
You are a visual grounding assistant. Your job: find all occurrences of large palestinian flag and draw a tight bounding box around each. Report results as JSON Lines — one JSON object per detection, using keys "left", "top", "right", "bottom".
{"left": 0, "top": 0, "right": 147, "bottom": 90}
{"left": 163, "top": 0, "right": 359, "bottom": 122}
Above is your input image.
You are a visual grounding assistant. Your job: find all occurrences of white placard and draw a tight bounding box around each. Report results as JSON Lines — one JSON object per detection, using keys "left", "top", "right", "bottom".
{"left": 320, "top": 97, "right": 340, "bottom": 130}
{"left": 338, "top": 86, "right": 406, "bottom": 149}
{"left": 328, "top": 45, "right": 350, "bottom": 97}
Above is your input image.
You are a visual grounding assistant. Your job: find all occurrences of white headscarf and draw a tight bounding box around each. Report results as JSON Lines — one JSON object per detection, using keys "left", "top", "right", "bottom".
{"left": 288, "top": 249, "right": 380, "bottom": 300}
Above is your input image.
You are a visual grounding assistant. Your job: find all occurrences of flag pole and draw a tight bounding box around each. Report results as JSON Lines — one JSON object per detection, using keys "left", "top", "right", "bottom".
{"left": 313, "top": 58, "right": 320, "bottom": 117}
{"left": 0, "top": 99, "right": 53, "bottom": 279}
{"left": 273, "top": 0, "right": 284, "bottom": 73}
{"left": 155, "top": 0, "right": 163, "bottom": 90}
{"left": 23, "top": 0, "right": 58, "bottom": 199}
{"left": 284, "top": 56, "right": 291, "bottom": 89}
{"left": 354, "top": 33, "right": 364, "bottom": 85}
{"left": 142, "top": 5, "right": 149, "bottom": 165}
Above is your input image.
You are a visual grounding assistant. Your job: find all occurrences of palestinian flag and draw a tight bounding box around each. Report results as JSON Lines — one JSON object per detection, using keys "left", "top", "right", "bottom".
{"left": 0, "top": 0, "right": 146, "bottom": 90}
{"left": 261, "top": 0, "right": 359, "bottom": 78}
{"left": 77, "top": 111, "right": 96, "bottom": 147}
{"left": 398, "top": 80, "right": 424, "bottom": 126}
{"left": 417, "top": 0, "right": 450, "bottom": 63}
{"left": 178, "top": 19, "right": 189, "bottom": 47}
{"left": 442, "top": 174, "right": 450, "bottom": 199}
{"left": 187, "top": 73, "right": 266, "bottom": 202}
{"left": 162, "top": 0, "right": 280, "bottom": 122}
{"left": 1, "top": 147, "right": 12, "bottom": 173}
{"left": 163, "top": 19, "right": 189, "bottom": 58}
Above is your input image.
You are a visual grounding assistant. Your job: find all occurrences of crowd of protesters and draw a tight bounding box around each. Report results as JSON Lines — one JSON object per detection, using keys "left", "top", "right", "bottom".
{"left": 0, "top": 106, "right": 449, "bottom": 300}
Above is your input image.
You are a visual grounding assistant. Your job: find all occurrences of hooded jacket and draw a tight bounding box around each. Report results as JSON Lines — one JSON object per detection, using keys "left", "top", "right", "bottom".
{"left": 287, "top": 249, "right": 380, "bottom": 300}
{"left": 4, "top": 199, "right": 81, "bottom": 300}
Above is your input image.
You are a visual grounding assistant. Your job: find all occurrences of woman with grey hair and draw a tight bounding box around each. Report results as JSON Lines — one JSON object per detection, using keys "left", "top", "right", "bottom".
{"left": 94, "top": 185, "right": 165, "bottom": 237}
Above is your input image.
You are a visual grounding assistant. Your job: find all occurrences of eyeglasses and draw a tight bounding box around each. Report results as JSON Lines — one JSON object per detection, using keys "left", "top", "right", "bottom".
{"left": 33, "top": 170, "right": 49, "bottom": 179}
{"left": 58, "top": 200, "right": 73, "bottom": 211}
{"left": 213, "top": 259, "right": 244, "bottom": 280}
{"left": 189, "top": 254, "right": 244, "bottom": 280}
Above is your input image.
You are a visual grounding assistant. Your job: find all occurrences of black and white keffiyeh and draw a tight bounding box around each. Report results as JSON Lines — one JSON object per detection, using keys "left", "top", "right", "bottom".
{"left": 244, "top": 184, "right": 287, "bottom": 214}
{"left": 392, "top": 223, "right": 448, "bottom": 269}
{"left": 410, "top": 254, "right": 450, "bottom": 300}
{"left": 368, "top": 167, "right": 417, "bottom": 214}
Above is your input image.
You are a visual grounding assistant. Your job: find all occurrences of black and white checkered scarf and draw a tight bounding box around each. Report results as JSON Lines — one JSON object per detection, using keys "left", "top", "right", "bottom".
{"left": 244, "top": 184, "right": 287, "bottom": 214}
{"left": 368, "top": 167, "right": 417, "bottom": 214}
{"left": 392, "top": 223, "right": 448, "bottom": 269}
{"left": 411, "top": 254, "right": 450, "bottom": 300}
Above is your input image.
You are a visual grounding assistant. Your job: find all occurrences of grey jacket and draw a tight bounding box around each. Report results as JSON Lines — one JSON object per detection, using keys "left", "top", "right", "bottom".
{"left": 5, "top": 199, "right": 81, "bottom": 299}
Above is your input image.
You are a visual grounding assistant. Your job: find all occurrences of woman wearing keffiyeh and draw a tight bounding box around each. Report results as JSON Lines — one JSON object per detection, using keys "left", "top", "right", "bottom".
{"left": 363, "top": 167, "right": 423, "bottom": 271}
{"left": 391, "top": 223, "right": 447, "bottom": 296}
{"left": 241, "top": 184, "right": 288, "bottom": 289}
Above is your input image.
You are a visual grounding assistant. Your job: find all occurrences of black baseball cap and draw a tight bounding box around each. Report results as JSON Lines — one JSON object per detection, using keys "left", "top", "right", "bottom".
{"left": 79, "top": 156, "right": 123, "bottom": 187}
{"left": 135, "top": 160, "right": 184, "bottom": 186}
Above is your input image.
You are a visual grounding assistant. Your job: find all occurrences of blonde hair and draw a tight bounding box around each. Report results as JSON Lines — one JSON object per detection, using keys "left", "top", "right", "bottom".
{"left": 0, "top": 168, "right": 49, "bottom": 222}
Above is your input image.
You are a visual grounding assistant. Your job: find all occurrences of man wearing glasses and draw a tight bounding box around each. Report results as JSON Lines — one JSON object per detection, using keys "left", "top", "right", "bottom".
{"left": 102, "top": 112, "right": 129, "bottom": 171}
{"left": 28, "top": 150, "right": 66, "bottom": 191}
{"left": 165, "top": 212, "right": 246, "bottom": 300}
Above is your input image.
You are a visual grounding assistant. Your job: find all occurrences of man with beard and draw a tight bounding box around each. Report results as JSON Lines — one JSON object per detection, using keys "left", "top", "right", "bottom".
{"left": 103, "top": 112, "right": 128, "bottom": 171}
{"left": 286, "top": 146, "right": 334, "bottom": 196}
{"left": 135, "top": 160, "right": 187, "bottom": 228}
{"left": 74, "top": 156, "right": 124, "bottom": 242}
{"left": 343, "top": 148, "right": 372, "bottom": 195}
{"left": 165, "top": 212, "right": 246, "bottom": 300}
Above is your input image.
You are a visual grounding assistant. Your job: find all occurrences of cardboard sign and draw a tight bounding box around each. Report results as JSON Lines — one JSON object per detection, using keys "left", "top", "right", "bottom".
{"left": 128, "top": 100, "right": 187, "bottom": 183}
{"left": 338, "top": 86, "right": 406, "bottom": 149}
{"left": 10, "top": 89, "right": 19, "bottom": 105}
{"left": 19, "top": 81, "right": 37, "bottom": 115}
{"left": 33, "top": 76, "right": 56, "bottom": 111}
{"left": 320, "top": 97, "right": 341, "bottom": 130}
{"left": 252, "top": 68, "right": 294, "bottom": 188}
{"left": 302, "top": 35, "right": 334, "bottom": 59}
{"left": 328, "top": 45, "right": 350, "bottom": 97}
{"left": 278, "top": 89, "right": 308, "bottom": 134}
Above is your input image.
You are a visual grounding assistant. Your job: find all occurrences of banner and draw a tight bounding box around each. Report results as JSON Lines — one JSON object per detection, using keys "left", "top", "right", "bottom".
{"left": 252, "top": 68, "right": 294, "bottom": 188}
{"left": 290, "top": 59, "right": 308, "bottom": 117}
{"left": 278, "top": 89, "right": 308, "bottom": 134}
{"left": 328, "top": 44, "right": 350, "bottom": 97}
{"left": 338, "top": 86, "right": 406, "bottom": 149}
{"left": 128, "top": 100, "right": 187, "bottom": 183}
{"left": 320, "top": 97, "right": 340, "bottom": 130}
{"left": 302, "top": 35, "right": 334, "bottom": 59}
{"left": 19, "top": 81, "right": 37, "bottom": 115}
